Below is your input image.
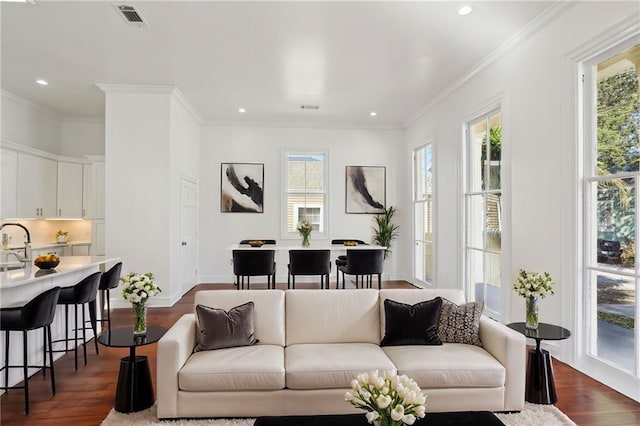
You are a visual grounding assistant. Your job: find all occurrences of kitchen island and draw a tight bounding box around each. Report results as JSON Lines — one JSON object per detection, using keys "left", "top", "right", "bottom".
{"left": 0, "top": 256, "right": 120, "bottom": 390}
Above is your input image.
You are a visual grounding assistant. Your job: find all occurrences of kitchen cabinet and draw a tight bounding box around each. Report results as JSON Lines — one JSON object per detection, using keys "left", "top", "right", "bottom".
{"left": 1, "top": 148, "right": 18, "bottom": 219}
{"left": 17, "top": 153, "right": 57, "bottom": 218}
{"left": 57, "top": 161, "right": 83, "bottom": 218}
{"left": 82, "top": 162, "right": 105, "bottom": 219}
{"left": 91, "top": 220, "right": 105, "bottom": 256}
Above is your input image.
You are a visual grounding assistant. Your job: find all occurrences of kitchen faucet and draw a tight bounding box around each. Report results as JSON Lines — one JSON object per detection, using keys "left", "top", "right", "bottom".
{"left": 0, "top": 222, "right": 32, "bottom": 261}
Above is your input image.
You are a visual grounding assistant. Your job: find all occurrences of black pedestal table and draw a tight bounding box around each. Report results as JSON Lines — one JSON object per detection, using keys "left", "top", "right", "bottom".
{"left": 98, "top": 326, "right": 167, "bottom": 413}
{"left": 507, "top": 322, "right": 571, "bottom": 404}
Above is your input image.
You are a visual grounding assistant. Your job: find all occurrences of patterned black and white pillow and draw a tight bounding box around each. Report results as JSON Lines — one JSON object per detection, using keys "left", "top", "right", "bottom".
{"left": 437, "top": 299, "right": 484, "bottom": 346}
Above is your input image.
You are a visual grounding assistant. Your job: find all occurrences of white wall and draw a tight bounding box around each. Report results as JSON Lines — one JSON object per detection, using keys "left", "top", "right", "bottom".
{"left": 1, "top": 91, "right": 61, "bottom": 153}
{"left": 199, "top": 125, "right": 407, "bottom": 284}
{"left": 404, "top": 1, "right": 637, "bottom": 398}
{"left": 103, "top": 89, "right": 172, "bottom": 307}
{"left": 60, "top": 118, "right": 105, "bottom": 156}
{"left": 169, "top": 92, "right": 201, "bottom": 299}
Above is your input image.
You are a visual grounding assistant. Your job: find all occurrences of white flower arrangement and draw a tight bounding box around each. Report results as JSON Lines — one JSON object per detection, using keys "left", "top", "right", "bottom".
{"left": 513, "top": 269, "right": 554, "bottom": 299}
{"left": 297, "top": 220, "right": 313, "bottom": 238}
{"left": 345, "top": 370, "right": 427, "bottom": 425}
{"left": 120, "top": 272, "right": 161, "bottom": 305}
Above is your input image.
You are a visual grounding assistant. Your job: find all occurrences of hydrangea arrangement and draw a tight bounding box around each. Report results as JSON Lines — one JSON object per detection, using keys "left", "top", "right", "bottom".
{"left": 513, "top": 269, "right": 554, "bottom": 299}
{"left": 120, "top": 272, "right": 161, "bottom": 304}
{"left": 345, "top": 370, "right": 427, "bottom": 426}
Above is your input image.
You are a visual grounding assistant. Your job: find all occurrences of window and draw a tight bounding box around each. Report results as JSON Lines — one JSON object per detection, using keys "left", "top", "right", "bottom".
{"left": 464, "top": 110, "right": 502, "bottom": 319}
{"left": 284, "top": 152, "right": 328, "bottom": 238}
{"left": 413, "top": 143, "right": 434, "bottom": 284}
{"left": 583, "top": 42, "right": 639, "bottom": 382}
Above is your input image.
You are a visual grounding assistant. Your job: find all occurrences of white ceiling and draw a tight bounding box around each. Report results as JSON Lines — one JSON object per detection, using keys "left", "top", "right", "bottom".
{"left": 1, "top": 1, "right": 554, "bottom": 128}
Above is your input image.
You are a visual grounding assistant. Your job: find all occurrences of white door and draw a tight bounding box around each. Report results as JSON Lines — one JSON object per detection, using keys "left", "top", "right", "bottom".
{"left": 180, "top": 177, "right": 198, "bottom": 295}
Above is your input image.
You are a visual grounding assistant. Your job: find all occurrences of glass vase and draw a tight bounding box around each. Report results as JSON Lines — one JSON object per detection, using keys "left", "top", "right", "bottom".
{"left": 301, "top": 234, "right": 310, "bottom": 247}
{"left": 133, "top": 303, "right": 147, "bottom": 335}
{"left": 525, "top": 296, "right": 539, "bottom": 330}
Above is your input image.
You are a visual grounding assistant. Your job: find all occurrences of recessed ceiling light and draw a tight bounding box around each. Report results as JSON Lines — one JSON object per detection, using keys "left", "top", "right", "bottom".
{"left": 36, "top": 79, "right": 48, "bottom": 86}
{"left": 238, "top": 107, "right": 246, "bottom": 113}
{"left": 369, "top": 111, "right": 377, "bottom": 117}
{"left": 458, "top": 5, "right": 473, "bottom": 16}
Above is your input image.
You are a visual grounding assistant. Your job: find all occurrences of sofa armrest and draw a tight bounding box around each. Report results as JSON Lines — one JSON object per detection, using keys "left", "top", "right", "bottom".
{"left": 479, "top": 316, "right": 526, "bottom": 411}
{"left": 157, "top": 313, "right": 196, "bottom": 419}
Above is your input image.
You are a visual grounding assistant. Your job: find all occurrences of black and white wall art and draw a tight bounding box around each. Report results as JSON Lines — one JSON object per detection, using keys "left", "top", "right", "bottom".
{"left": 220, "top": 163, "right": 264, "bottom": 213}
{"left": 345, "top": 165, "right": 386, "bottom": 214}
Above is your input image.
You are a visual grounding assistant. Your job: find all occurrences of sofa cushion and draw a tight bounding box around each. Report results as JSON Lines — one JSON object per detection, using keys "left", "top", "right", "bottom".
{"left": 285, "top": 343, "right": 396, "bottom": 389}
{"left": 380, "top": 298, "right": 442, "bottom": 346}
{"left": 194, "top": 302, "right": 257, "bottom": 351}
{"left": 382, "top": 344, "right": 505, "bottom": 389}
{"left": 179, "top": 345, "right": 285, "bottom": 391}
{"left": 194, "top": 290, "right": 285, "bottom": 346}
{"left": 378, "top": 289, "right": 466, "bottom": 341}
{"left": 438, "top": 299, "right": 484, "bottom": 346}
{"left": 286, "top": 289, "right": 380, "bottom": 345}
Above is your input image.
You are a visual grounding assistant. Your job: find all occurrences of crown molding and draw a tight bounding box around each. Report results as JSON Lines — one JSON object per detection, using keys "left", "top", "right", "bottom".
{"left": 62, "top": 116, "right": 104, "bottom": 124}
{"left": 0, "top": 138, "right": 89, "bottom": 163}
{"left": 203, "top": 118, "right": 403, "bottom": 132}
{"left": 403, "top": 1, "right": 574, "bottom": 128}
{"left": 171, "top": 87, "right": 203, "bottom": 125}
{"left": 1, "top": 90, "right": 62, "bottom": 122}
{"left": 95, "top": 83, "right": 176, "bottom": 94}
{"left": 568, "top": 13, "right": 640, "bottom": 62}
{"left": 96, "top": 84, "right": 203, "bottom": 124}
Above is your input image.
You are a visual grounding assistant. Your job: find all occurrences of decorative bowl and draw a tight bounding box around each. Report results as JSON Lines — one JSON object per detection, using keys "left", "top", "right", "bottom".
{"left": 248, "top": 240, "right": 264, "bottom": 247}
{"left": 34, "top": 259, "right": 60, "bottom": 270}
{"left": 343, "top": 241, "right": 358, "bottom": 246}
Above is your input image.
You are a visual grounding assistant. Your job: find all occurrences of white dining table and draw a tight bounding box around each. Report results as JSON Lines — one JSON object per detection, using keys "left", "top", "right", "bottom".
{"left": 227, "top": 243, "right": 386, "bottom": 251}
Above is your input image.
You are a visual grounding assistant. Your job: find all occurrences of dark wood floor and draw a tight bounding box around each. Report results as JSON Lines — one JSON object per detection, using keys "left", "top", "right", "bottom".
{"left": 1, "top": 281, "right": 639, "bottom": 425}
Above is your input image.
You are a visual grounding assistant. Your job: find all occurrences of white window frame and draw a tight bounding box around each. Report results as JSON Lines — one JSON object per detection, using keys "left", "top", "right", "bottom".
{"left": 463, "top": 108, "right": 503, "bottom": 321}
{"left": 413, "top": 141, "right": 435, "bottom": 286}
{"left": 282, "top": 150, "right": 329, "bottom": 240}
{"left": 580, "top": 35, "right": 640, "bottom": 401}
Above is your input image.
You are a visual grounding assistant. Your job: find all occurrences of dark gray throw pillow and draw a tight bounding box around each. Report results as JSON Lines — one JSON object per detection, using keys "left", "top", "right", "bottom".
{"left": 380, "top": 297, "right": 443, "bottom": 346}
{"left": 437, "top": 299, "right": 484, "bottom": 346}
{"left": 194, "top": 301, "right": 258, "bottom": 352}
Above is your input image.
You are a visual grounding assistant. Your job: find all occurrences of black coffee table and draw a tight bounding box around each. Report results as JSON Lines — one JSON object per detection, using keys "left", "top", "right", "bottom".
{"left": 254, "top": 411, "right": 504, "bottom": 426}
{"left": 507, "top": 322, "right": 571, "bottom": 405}
{"left": 98, "top": 326, "right": 167, "bottom": 413}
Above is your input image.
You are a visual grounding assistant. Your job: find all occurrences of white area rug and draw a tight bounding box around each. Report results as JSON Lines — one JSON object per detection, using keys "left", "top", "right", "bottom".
{"left": 101, "top": 403, "right": 576, "bottom": 426}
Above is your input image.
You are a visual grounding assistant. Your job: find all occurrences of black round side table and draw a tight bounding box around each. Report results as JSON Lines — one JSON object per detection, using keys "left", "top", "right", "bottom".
{"left": 507, "top": 322, "right": 571, "bottom": 405}
{"left": 98, "top": 326, "right": 167, "bottom": 413}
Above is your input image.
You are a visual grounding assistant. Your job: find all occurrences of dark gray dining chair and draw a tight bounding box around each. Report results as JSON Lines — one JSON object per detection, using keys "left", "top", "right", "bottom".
{"left": 233, "top": 249, "right": 276, "bottom": 289}
{"left": 337, "top": 249, "right": 384, "bottom": 289}
{"left": 288, "top": 250, "right": 331, "bottom": 289}
{"left": 331, "top": 239, "right": 367, "bottom": 286}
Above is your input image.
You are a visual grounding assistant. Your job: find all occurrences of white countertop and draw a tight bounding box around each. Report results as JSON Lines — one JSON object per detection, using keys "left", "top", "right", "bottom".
{"left": 4, "top": 241, "right": 92, "bottom": 250}
{"left": 0, "top": 256, "right": 118, "bottom": 288}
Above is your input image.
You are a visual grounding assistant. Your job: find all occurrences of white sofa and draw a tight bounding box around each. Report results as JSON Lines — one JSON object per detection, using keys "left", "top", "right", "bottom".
{"left": 157, "top": 288, "right": 526, "bottom": 419}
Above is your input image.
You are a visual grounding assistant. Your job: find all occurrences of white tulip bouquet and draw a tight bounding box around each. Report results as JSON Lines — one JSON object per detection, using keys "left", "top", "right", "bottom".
{"left": 345, "top": 370, "right": 427, "bottom": 426}
{"left": 120, "top": 272, "right": 161, "bottom": 304}
{"left": 512, "top": 269, "right": 554, "bottom": 299}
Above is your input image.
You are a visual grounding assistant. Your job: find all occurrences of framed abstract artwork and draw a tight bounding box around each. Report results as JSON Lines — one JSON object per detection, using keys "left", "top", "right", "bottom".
{"left": 220, "top": 163, "right": 264, "bottom": 213}
{"left": 345, "top": 165, "right": 386, "bottom": 214}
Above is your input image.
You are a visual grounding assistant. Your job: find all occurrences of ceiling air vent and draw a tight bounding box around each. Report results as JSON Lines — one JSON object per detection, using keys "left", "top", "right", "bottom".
{"left": 114, "top": 4, "right": 148, "bottom": 28}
